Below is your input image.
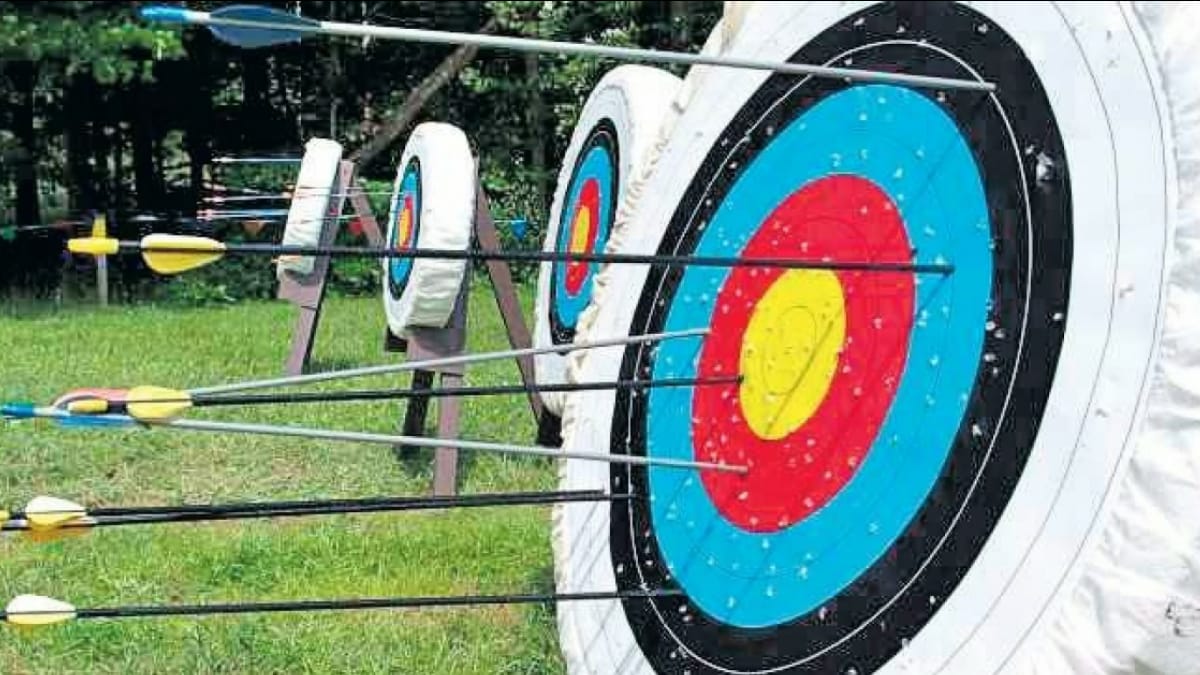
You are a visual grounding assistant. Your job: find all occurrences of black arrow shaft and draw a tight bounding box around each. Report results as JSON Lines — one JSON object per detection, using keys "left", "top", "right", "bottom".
{"left": 64, "top": 589, "right": 679, "bottom": 620}
{"left": 4, "top": 490, "right": 620, "bottom": 523}
{"left": 190, "top": 376, "right": 738, "bottom": 408}
{"left": 121, "top": 241, "right": 952, "bottom": 275}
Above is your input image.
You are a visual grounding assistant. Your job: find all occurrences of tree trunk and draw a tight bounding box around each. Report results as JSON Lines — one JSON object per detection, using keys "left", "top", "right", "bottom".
{"left": 131, "top": 69, "right": 161, "bottom": 210}
{"left": 670, "top": 1, "right": 692, "bottom": 48}
{"left": 184, "top": 34, "right": 214, "bottom": 204}
{"left": 11, "top": 61, "right": 40, "bottom": 225}
{"left": 525, "top": 52, "right": 547, "bottom": 212}
{"left": 92, "top": 87, "right": 112, "bottom": 209}
{"left": 241, "top": 51, "right": 273, "bottom": 148}
{"left": 65, "top": 73, "right": 96, "bottom": 212}
{"left": 350, "top": 18, "right": 498, "bottom": 169}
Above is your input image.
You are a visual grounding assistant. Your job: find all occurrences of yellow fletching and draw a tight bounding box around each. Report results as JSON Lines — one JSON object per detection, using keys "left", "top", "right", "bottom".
{"left": 5, "top": 595, "right": 77, "bottom": 626}
{"left": 92, "top": 213, "right": 107, "bottom": 238}
{"left": 141, "top": 234, "right": 226, "bottom": 275}
{"left": 0, "top": 509, "right": 8, "bottom": 528}
{"left": 66, "top": 398, "right": 111, "bottom": 415}
{"left": 28, "top": 524, "right": 93, "bottom": 544}
{"left": 125, "top": 386, "right": 192, "bottom": 422}
{"left": 24, "top": 496, "right": 87, "bottom": 531}
{"left": 67, "top": 237, "right": 120, "bottom": 256}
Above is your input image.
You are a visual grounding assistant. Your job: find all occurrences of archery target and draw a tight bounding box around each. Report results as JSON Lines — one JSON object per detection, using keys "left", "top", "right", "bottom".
{"left": 553, "top": 2, "right": 1199, "bottom": 674}
{"left": 381, "top": 122, "right": 475, "bottom": 336}
{"left": 533, "top": 65, "right": 682, "bottom": 416}
{"left": 276, "top": 137, "right": 342, "bottom": 277}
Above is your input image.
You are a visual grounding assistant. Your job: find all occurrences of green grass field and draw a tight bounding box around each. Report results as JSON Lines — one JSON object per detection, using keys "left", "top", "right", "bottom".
{"left": 0, "top": 286, "right": 565, "bottom": 674}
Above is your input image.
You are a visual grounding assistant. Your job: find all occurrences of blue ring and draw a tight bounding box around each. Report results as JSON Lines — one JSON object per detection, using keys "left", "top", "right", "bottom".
{"left": 645, "top": 85, "right": 992, "bottom": 627}
{"left": 552, "top": 145, "right": 615, "bottom": 330}
{"left": 388, "top": 164, "right": 420, "bottom": 291}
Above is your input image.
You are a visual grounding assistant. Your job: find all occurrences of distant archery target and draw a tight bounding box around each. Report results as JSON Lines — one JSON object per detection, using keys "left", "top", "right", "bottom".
{"left": 555, "top": 3, "right": 1196, "bottom": 674}
{"left": 381, "top": 122, "right": 475, "bottom": 337}
{"left": 277, "top": 137, "right": 342, "bottom": 278}
{"left": 533, "top": 66, "right": 682, "bottom": 417}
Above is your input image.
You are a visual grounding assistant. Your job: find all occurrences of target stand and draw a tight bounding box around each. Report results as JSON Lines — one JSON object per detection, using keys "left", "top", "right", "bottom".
{"left": 385, "top": 177, "right": 546, "bottom": 496}
{"left": 278, "top": 159, "right": 385, "bottom": 375}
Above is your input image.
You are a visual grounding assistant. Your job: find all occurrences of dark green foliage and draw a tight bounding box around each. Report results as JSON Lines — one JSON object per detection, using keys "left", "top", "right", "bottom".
{"left": 0, "top": 1, "right": 720, "bottom": 303}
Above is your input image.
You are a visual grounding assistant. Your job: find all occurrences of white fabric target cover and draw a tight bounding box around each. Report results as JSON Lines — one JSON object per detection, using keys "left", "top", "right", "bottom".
{"left": 276, "top": 137, "right": 342, "bottom": 278}
{"left": 532, "top": 65, "right": 682, "bottom": 416}
{"left": 551, "top": 2, "right": 1200, "bottom": 674}
{"left": 381, "top": 122, "right": 475, "bottom": 336}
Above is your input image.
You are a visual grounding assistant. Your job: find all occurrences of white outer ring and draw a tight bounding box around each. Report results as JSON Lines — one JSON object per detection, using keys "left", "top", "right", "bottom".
{"left": 277, "top": 137, "right": 342, "bottom": 278}
{"left": 533, "top": 65, "right": 682, "bottom": 416}
{"left": 381, "top": 122, "right": 475, "bottom": 336}
{"left": 552, "top": 2, "right": 1196, "bottom": 673}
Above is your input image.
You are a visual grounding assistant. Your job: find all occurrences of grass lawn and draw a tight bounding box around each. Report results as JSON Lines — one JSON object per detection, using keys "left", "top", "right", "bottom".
{"left": 0, "top": 284, "right": 564, "bottom": 674}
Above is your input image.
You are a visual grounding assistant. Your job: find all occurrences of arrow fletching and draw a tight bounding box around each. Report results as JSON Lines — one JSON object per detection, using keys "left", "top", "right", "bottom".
{"left": 140, "top": 234, "right": 227, "bottom": 274}
{"left": 4, "top": 596, "right": 77, "bottom": 627}
{"left": 24, "top": 496, "right": 89, "bottom": 531}
{"left": 124, "top": 386, "right": 193, "bottom": 422}
{"left": 142, "top": 5, "right": 318, "bottom": 49}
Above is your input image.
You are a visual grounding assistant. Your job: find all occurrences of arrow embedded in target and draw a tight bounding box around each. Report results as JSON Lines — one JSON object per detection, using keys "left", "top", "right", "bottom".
{"left": 1, "top": 588, "right": 682, "bottom": 627}
{"left": 138, "top": 5, "right": 995, "bottom": 93}
{"left": 0, "top": 490, "right": 624, "bottom": 542}
{"left": 67, "top": 233, "right": 954, "bottom": 277}
{"left": 59, "top": 375, "right": 742, "bottom": 421}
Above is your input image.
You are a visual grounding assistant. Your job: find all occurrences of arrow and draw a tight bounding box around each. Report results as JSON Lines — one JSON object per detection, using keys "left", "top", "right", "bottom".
{"left": 211, "top": 155, "right": 302, "bottom": 164}
{"left": 67, "top": 233, "right": 955, "bottom": 277}
{"left": 140, "top": 5, "right": 995, "bottom": 93}
{"left": 63, "top": 376, "right": 740, "bottom": 421}
{"left": 2, "top": 406, "right": 746, "bottom": 474}
{"left": 3, "top": 587, "right": 679, "bottom": 626}
{"left": 1, "top": 490, "right": 622, "bottom": 541}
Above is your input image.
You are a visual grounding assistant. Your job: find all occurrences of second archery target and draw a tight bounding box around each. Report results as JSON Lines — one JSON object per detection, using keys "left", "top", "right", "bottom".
{"left": 554, "top": 2, "right": 1200, "bottom": 674}
{"left": 382, "top": 122, "right": 476, "bottom": 337}
{"left": 533, "top": 65, "right": 682, "bottom": 417}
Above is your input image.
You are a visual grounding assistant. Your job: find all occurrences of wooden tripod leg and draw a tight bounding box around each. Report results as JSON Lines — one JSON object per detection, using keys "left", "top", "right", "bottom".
{"left": 398, "top": 370, "right": 436, "bottom": 458}
{"left": 432, "top": 371, "right": 462, "bottom": 496}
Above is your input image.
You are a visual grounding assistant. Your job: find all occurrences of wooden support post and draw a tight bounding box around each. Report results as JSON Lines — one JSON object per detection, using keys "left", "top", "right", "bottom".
{"left": 472, "top": 187, "right": 544, "bottom": 421}
{"left": 278, "top": 160, "right": 356, "bottom": 375}
{"left": 388, "top": 278, "right": 469, "bottom": 495}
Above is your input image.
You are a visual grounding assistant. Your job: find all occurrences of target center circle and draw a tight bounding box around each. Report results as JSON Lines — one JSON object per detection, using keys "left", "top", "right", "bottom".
{"left": 740, "top": 269, "right": 846, "bottom": 440}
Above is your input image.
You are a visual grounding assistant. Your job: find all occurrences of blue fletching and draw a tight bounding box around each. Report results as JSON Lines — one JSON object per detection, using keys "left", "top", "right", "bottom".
{"left": 140, "top": 6, "right": 191, "bottom": 24}
{"left": 56, "top": 415, "right": 135, "bottom": 429}
{"left": 0, "top": 402, "right": 36, "bottom": 419}
{"left": 209, "top": 5, "right": 320, "bottom": 49}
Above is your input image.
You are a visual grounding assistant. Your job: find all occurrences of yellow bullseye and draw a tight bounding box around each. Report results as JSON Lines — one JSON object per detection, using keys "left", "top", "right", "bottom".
{"left": 739, "top": 269, "right": 845, "bottom": 440}
{"left": 396, "top": 204, "right": 413, "bottom": 246}
{"left": 568, "top": 207, "right": 592, "bottom": 253}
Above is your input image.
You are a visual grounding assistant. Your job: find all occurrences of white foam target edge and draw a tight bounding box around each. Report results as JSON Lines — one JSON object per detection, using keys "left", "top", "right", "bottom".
{"left": 532, "top": 65, "right": 683, "bottom": 416}
{"left": 552, "top": 2, "right": 1200, "bottom": 674}
{"left": 276, "top": 138, "right": 343, "bottom": 278}
{"left": 381, "top": 122, "right": 475, "bottom": 336}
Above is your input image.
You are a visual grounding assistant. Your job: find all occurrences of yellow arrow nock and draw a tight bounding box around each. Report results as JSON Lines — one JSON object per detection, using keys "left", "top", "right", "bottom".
{"left": 67, "top": 237, "right": 120, "bottom": 256}
{"left": 66, "top": 398, "right": 112, "bottom": 415}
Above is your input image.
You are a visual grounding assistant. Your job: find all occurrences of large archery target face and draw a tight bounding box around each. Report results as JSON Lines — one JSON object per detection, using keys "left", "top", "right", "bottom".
{"left": 387, "top": 158, "right": 421, "bottom": 299}
{"left": 550, "top": 123, "right": 619, "bottom": 344}
{"left": 555, "top": 2, "right": 1176, "bottom": 674}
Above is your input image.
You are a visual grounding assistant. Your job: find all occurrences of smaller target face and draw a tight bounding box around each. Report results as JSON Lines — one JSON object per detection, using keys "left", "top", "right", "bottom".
{"left": 549, "top": 121, "right": 619, "bottom": 344}
{"left": 387, "top": 159, "right": 421, "bottom": 300}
